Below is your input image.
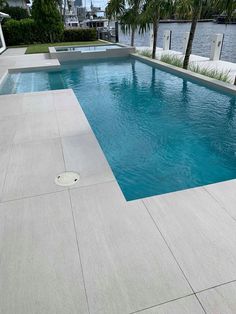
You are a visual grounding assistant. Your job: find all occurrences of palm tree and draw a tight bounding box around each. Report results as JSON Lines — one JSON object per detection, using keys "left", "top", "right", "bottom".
{"left": 140, "top": 0, "right": 172, "bottom": 59}
{"left": 177, "top": 0, "right": 204, "bottom": 69}
{"left": 181, "top": 0, "right": 235, "bottom": 70}
{"left": 106, "top": 0, "right": 125, "bottom": 18}
{"left": 106, "top": 0, "right": 141, "bottom": 46}
{"left": 122, "top": 0, "right": 143, "bottom": 46}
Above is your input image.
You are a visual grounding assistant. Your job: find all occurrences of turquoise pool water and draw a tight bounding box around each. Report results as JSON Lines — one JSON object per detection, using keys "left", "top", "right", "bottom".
{"left": 1, "top": 57, "right": 236, "bottom": 200}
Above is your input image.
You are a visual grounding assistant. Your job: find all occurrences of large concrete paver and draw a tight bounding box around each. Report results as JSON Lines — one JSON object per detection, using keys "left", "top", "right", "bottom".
{"left": 197, "top": 281, "right": 236, "bottom": 314}
{"left": 53, "top": 89, "right": 82, "bottom": 112}
{"left": 0, "top": 89, "right": 97, "bottom": 201}
{"left": 1, "top": 138, "right": 65, "bottom": 201}
{"left": 56, "top": 107, "right": 91, "bottom": 137}
{"left": 143, "top": 187, "right": 236, "bottom": 292}
{"left": 23, "top": 92, "right": 55, "bottom": 113}
{"left": 70, "top": 181, "right": 192, "bottom": 314}
{"left": 0, "top": 53, "right": 58, "bottom": 68}
{"left": 0, "top": 115, "right": 22, "bottom": 197}
{"left": 3, "top": 48, "right": 27, "bottom": 56}
{"left": 62, "top": 133, "right": 115, "bottom": 188}
{"left": 0, "top": 144, "right": 11, "bottom": 199}
{"left": 204, "top": 179, "right": 236, "bottom": 220}
{"left": 0, "top": 91, "right": 55, "bottom": 117}
{"left": 0, "top": 53, "right": 59, "bottom": 80}
{"left": 135, "top": 295, "right": 204, "bottom": 314}
{"left": 0, "top": 191, "right": 89, "bottom": 314}
{"left": 0, "top": 93, "right": 25, "bottom": 117}
{"left": 13, "top": 111, "right": 59, "bottom": 144}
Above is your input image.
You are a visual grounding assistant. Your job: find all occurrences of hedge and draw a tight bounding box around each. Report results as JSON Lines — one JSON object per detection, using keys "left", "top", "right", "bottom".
{"left": 3, "top": 19, "right": 98, "bottom": 46}
{"left": 63, "top": 28, "right": 97, "bottom": 42}
{"left": 3, "top": 19, "right": 38, "bottom": 46}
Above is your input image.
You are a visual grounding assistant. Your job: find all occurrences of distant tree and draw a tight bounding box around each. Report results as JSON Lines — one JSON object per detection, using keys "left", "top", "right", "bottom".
{"left": 32, "top": 0, "right": 64, "bottom": 42}
{"left": 200, "top": 2, "right": 219, "bottom": 19}
{"left": 175, "top": 0, "right": 192, "bottom": 19}
{"left": 214, "top": 0, "right": 236, "bottom": 22}
{"left": 0, "top": 0, "right": 6, "bottom": 10}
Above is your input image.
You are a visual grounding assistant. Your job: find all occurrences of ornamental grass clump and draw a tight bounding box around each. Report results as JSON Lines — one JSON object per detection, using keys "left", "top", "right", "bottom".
{"left": 160, "top": 54, "right": 183, "bottom": 67}
{"left": 137, "top": 49, "right": 152, "bottom": 58}
{"left": 189, "top": 64, "right": 231, "bottom": 83}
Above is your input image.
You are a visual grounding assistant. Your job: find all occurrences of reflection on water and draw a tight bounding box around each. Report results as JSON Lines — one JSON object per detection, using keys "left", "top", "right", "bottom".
{"left": 1, "top": 58, "right": 236, "bottom": 200}
{"left": 119, "top": 22, "right": 236, "bottom": 63}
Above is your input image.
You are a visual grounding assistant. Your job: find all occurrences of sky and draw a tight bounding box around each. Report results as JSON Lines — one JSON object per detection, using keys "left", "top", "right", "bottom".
{"left": 84, "top": 0, "right": 108, "bottom": 9}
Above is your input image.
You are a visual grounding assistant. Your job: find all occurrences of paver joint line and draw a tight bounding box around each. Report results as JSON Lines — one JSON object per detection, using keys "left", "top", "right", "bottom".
{"left": 203, "top": 186, "right": 236, "bottom": 223}
{"left": 141, "top": 200, "right": 194, "bottom": 291}
{"left": 128, "top": 293, "right": 195, "bottom": 314}
{"left": 196, "top": 278, "right": 236, "bottom": 294}
{"left": 68, "top": 189, "right": 91, "bottom": 314}
{"left": 141, "top": 199, "right": 207, "bottom": 314}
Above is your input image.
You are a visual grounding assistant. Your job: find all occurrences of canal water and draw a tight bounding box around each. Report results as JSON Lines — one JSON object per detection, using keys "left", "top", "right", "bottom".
{"left": 119, "top": 22, "right": 236, "bottom": 63}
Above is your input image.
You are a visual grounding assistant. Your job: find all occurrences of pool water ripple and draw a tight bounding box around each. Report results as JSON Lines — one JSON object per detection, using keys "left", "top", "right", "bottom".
{"left": 1, "top": 57, "right": 236, "bottom": 200}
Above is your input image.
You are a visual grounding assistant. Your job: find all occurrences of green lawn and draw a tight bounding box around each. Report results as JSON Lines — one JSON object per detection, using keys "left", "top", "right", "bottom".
{"left": 25, "top": 41, "right": 102, "bottom": 54}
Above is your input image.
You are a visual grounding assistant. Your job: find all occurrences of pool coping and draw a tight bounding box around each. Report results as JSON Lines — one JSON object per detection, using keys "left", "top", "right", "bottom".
{"left": 1, "top": 51, "right": 236, "bottom": 196}
{"left": 131, "top": 53, "right": 236, "bottom": 95}
{"left": 1, "top": 51, "right": 235, "bottom": 96}
{"left": 48, "top": 42, "right": 127, "bottom": 52}
{"left": 0, "top": 70, "right": 8, "bottom": 86}
{"left": 48, "top": 43, "right": 135, "bottom": 62}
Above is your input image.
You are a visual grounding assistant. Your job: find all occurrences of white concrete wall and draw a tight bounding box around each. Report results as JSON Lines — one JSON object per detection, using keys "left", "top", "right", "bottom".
{"left": 0, "top": 23, "right": 6, "bottom": 54}
{"left": 210, "top": 33, "right": 224, "bottom": 61}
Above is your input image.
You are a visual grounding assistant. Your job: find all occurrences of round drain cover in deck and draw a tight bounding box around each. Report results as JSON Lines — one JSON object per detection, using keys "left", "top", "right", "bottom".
{"left": 55, "top": 172, "right": 80, "bottom": 187}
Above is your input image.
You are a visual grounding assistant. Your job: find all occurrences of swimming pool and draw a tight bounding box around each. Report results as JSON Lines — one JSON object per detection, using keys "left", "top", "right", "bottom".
{"left": 1, "top": 57, "right": 236, "bottom": 200}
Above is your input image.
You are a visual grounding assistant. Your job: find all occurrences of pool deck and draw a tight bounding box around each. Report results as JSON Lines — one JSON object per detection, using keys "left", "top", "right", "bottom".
{"left": 137, "top": 46, "right": 236, "bottom": 84}
{"left": 0, "top": 50, "right": 236, "bottom": 314}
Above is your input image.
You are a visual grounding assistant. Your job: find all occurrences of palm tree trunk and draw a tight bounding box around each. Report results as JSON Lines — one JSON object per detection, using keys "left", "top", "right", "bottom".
{"left": 183, "top": 3, "right": 202, "bottom": 69}
{"left": 63, "top": 0, "right": 66, "bottom": 22}
{"left": 131, "top": 27, "right": 135, "bottom": 46}
{"left": 151, "top": 8, "right": 160, "bottom": 59}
